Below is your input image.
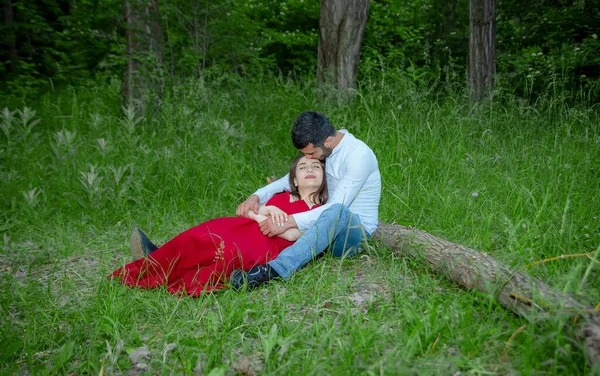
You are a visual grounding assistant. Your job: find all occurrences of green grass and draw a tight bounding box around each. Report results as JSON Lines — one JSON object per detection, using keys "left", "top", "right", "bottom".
{"left": 1, "top": 74, "right": 599, "bottom": 374}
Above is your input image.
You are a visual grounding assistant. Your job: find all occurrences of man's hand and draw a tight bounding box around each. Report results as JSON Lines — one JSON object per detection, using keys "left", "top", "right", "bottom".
{"left": 260, "top": 215, "right": 298, "bottom": 237}
{"left": 236, "top": 195, "right": 260, "bottom": 217}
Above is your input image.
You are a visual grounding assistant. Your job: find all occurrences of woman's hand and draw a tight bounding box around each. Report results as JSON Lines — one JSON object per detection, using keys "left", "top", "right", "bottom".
{"left": 262, "top": 206, "right": 288, "bottom": 227}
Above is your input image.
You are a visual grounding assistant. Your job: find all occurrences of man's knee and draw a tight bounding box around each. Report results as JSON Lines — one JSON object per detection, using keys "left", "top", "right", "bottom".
{"left": 325, "top": 203, "right": 345, "bottom": 213}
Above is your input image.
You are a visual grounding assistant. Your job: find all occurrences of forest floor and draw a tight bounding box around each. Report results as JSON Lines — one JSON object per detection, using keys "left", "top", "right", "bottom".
{"left": 1, "top": 77, "right": 599, "bottom": 374}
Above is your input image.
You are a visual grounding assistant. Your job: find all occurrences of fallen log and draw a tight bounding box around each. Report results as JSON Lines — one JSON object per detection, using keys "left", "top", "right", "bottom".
{"left": 372, "top": 222, "right": 600, "bottom": 369}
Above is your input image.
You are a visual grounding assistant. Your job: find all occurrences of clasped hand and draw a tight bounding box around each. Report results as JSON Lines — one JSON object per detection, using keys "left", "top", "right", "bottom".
{"left": 237, "top": 196, "right": 297, "bottom": 237}
{"left": 259, "top": 206, "right": 290, "bottom": 237}
{"left": 259, "top": 217, "right": 291, "bottom": 237}
{"left": 236, "top": 195, "right": 260, "bottom": 217}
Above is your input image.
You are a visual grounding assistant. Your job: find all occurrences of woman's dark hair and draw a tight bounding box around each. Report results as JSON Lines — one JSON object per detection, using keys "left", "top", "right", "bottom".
{"left": 291, "top": 111, "right": 336, "bottom": 149}
{"left": 288, "top": 154, "right": 328, "bottom": 205}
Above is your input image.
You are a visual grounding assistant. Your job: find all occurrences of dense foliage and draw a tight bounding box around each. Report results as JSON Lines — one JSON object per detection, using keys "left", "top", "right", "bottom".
{"left": 1, "top": 0, "right": 598, "bottom": 102}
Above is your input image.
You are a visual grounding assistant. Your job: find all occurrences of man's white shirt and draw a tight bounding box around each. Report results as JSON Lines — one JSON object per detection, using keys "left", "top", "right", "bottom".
{"left": 253, "top": 129, "right": 381, "bottom": 234}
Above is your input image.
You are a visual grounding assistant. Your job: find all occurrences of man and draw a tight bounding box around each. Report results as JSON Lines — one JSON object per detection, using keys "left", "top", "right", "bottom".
{"left": 231, "top": 111, "right": 381, "bottom": 289}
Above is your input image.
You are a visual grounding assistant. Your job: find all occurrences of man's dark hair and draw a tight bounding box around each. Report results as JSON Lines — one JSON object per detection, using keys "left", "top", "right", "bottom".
{"left": 291, "top": 111, "right": 336, "bottom": 149}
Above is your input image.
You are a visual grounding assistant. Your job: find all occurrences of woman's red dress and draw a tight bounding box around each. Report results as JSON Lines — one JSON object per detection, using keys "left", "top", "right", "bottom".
{"left": 110, "top": 192, "right": 315, "bottom": 296}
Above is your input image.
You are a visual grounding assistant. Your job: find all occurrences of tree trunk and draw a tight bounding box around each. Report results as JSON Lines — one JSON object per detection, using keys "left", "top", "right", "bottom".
{"left": 121, "top": 0, "right": 165, "bottom": 115}
{"left": 122, "top": 0, "right": 137, "bottom": 109}
{"left": 163, "top": 0, "right": 176, "bottom": 89}
{"left": 146, "top": 0, "right": 165, "bottom": 67}
{"left": 468, "top": 0, "right": 496, "bottom": 101}
{"left": 192, "top": 2, "right": 202, "bottom": 80}
{"left": 174, "top": 0, "right": 210, "bottom": 82}
{"left": 318, "top": 0, "right": 369, "bottom": 96}
{"left": 3, "top": 0, "right": 18, "bottom": 74}
{"left": 202, "top": 0, "right": 209, "bottom": 79}
{"left": 372, "top": 223, "right": 600, "bottom": 368}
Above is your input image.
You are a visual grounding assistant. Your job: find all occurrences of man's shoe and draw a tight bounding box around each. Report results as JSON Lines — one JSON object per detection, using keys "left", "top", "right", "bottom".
{"left": 130, "top": 229, "right": 158, "bottom": 259}
{"left": 230, "top": 264, "right": 279, "bottom": 290}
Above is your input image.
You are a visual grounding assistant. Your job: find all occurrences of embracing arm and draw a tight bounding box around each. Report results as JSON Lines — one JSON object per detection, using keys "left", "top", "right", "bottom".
{"left": 237, "top": 174, "right": 291, "bottom": 218}
{"left": 293, "top": 149, "right": 378, "bottom": 231}
{"left": 248, "top": 207, "right": 303, "bottom": 241}
{"left": 252, "top": 174, "right": 291, "bottom": 204}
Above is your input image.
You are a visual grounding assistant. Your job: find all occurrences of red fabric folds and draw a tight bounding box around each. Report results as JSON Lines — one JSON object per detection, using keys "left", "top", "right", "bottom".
{"left": 110, "top": 192, "right": 315, "bottom": 296}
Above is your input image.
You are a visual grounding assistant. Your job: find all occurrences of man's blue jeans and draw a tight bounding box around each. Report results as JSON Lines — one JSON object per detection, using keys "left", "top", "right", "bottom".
{"left": 268, "top": 203, "right": 371, "bottom": 280}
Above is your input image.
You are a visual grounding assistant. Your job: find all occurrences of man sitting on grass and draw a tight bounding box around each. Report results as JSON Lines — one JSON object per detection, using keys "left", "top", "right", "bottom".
{"left": 231, "top": 111, "right": 382, "bottom": 288}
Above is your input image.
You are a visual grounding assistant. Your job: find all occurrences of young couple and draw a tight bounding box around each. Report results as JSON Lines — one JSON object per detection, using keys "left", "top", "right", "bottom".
{"left": 110, "top": 111, "right": 381, "bottom": 295}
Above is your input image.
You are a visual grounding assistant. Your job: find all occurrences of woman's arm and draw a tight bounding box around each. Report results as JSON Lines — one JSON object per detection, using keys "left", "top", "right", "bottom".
{"left": 247, "top": 210, "right": 268, "bottom": 223}
{"left": 257, "top": 205, "right": 288, "bottom": 224}
{"left": 248, "top": 208, "right": 302, "bottom": 241}
{"left": 277, "top": 228, "right": 303, "bottom": 241}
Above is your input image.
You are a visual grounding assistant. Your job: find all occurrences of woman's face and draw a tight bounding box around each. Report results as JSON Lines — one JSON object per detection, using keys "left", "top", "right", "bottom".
{"left": 294, "top": 156, "right": 324, "bottom": 191}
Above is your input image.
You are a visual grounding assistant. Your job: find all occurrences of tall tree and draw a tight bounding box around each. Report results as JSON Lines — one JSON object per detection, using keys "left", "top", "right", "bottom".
{"left": 173, "top": 0, "right": 210, "bottom": 81}
{"left": 317, "top": 0, "right": 369, "bottom": 95}
{"left": 468, "top": 0, "right": 496, "bottom": 101}
{"left": 122, "top": 0, "right": 165, "bottom": 114}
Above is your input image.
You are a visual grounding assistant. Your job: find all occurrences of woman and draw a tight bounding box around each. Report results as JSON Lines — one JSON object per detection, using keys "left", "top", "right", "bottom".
{"left": 110, "top": 155, "right": 327, "bottom": 296}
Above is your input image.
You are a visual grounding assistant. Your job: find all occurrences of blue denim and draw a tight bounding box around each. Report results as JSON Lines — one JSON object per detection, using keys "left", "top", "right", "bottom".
{"left": 268, "top": 203, "right": 371, "bottom": 280}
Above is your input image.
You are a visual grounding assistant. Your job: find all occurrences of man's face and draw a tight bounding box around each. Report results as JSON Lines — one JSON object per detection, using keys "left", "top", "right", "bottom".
{"left": 300, "top": 142, "right": 332, "bottom": 161}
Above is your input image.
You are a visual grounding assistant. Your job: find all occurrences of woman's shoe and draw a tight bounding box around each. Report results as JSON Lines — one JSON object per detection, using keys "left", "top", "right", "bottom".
{"left": 130, "top": 229, "right": 158, "bottom": 259}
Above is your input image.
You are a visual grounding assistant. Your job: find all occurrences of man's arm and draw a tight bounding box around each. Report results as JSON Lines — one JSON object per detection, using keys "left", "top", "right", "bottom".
{"left": 236, "top": 174, "right": 291, "bottom": 218}
{"left": 253, "top": 174, "right": 290, "bottom": 204}
{"left": 236, "top": 195, "right": 260, "bottom": 217}
{"left": 293, "top": 150, "right": 377, "bottom": 231}
{"left": 260, "top": 150, "right": 377, "bottom": 236}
